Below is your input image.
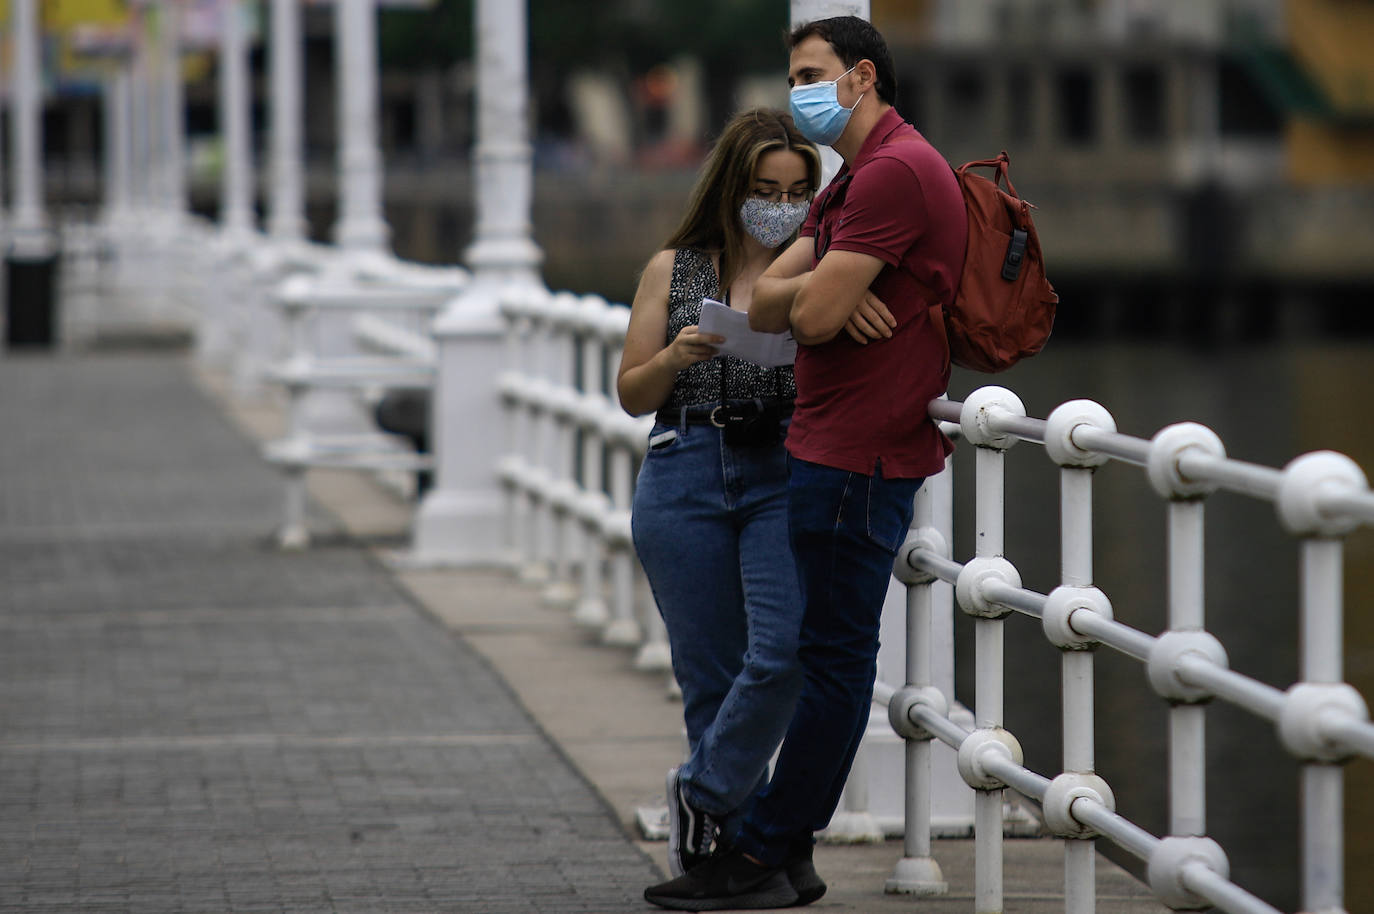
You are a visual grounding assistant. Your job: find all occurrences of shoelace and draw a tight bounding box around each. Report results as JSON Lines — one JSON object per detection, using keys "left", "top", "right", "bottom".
{"left": 690, "top": 813, "right": 720, "bottom": 857}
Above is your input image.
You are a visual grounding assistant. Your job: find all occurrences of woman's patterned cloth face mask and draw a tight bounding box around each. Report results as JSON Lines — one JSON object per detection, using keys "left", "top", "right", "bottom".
{"left": 738, "top": 198, "right": 810, "bottom": 249}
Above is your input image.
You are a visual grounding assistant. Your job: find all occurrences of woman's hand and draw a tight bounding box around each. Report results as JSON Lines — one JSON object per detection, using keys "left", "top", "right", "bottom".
{"left": 665, "top": 325, "right": 724, "bottom": 370}
{"left": 843, "top": 291, "right": 897, "bottom": 345}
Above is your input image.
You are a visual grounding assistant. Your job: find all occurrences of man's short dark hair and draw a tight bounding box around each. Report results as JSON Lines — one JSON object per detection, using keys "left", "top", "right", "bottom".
{"left": 789, "top": 16, "right": 898, "bottom": 106}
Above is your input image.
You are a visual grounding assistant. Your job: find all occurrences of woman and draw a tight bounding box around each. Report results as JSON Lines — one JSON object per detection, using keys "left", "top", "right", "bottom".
{"left": 617, "top": 108, "right": 822, "bottom": 892}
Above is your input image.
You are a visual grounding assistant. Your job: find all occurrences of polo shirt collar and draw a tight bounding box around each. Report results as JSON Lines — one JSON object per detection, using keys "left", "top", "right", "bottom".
{"left": 850, "top": 107, "right": 909, "bottom": 170}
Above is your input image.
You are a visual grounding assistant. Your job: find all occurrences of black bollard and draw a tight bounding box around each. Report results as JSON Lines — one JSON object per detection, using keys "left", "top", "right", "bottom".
{"left": 4, "top": 249, "right": 60, "bottom": 349}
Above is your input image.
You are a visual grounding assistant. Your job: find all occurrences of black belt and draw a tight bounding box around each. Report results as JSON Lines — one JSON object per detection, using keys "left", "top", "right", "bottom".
{"left": 655, "top": 400, "right": 794, "bottom": 428}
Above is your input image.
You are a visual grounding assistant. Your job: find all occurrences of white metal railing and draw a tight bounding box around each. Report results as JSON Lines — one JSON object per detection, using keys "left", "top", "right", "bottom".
{"left": 881, "top": 386, "right": 1372, "bottom": 914}
{"left": 496, "top": 285, "right": 671, "bottom": 673}
{"left": 259, "top": 258, "right": 467, "bottom": 547}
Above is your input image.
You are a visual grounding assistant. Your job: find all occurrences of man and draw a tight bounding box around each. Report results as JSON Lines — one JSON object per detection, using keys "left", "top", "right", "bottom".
{"left": 644, "top": 16, "right": 967, "bottom": 911}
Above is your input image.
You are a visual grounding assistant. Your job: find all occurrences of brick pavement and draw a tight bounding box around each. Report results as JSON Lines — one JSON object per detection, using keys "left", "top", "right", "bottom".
{"left": 0, "top": 352, "right": 660, "bottom": 913}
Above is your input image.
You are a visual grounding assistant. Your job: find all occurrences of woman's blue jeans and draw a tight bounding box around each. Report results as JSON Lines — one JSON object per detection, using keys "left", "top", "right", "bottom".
{"left": 735, "top": 456, "right": 922, "bottom": 866}
{"left": 631, "top": 419, "right": 803, "bottom": 840}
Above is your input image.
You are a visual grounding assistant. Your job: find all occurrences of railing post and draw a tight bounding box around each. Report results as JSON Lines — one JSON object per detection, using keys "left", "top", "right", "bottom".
{"left": 570, "top": 299, "right": 612, "bottom": 630}
{"left": 542, "top": 293, "right": 582, "bottom": 605}
{"left": 1300, "top": 536, "right": 1347, "bottom": 914}
{"left": 633, "top": 533, "right": 672, "bottom": 672}
{"left": 601, "top": 320, "right": 643, "bottom": 648}
{"left": 603, "top": 436, "right": 642, "bottom": 647}
{"left": 497, "top": 299, "right": 528, "bottom": 568}
{"left": 956, "top": 387, "right": 1027, "bottom": 914}
{"left": 1043, "top": 401, "right": 1120, "bottom": 914}
{"left": 520, "top": 302, "right": 555, "bottom": 584}
{"left": 1145, "top": 424, "right": 1227, "bottom": 851}
{"left": 886, "top": 459, "right": 951, "bottom": 895}
{"left": 1276, "top": 451, "right": 1370, "bottom": 914}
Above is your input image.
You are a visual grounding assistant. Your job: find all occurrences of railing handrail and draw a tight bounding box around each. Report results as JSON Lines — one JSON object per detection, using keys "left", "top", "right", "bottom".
{"left": 889, "top": 387, "right": 1372, "bottom": 914}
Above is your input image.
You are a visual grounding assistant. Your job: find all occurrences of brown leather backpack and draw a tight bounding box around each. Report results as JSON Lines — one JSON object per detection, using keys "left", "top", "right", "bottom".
{"left": 924, "top": 151, "right": 1058, "bottom": 373}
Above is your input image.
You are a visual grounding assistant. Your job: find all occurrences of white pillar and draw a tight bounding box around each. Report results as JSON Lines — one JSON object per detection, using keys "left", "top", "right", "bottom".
{"left": 129, "top": 6, "right": 154, "bottom": 216}
{"left": 463, "top": 0, "right": 542, "bottom": 284}
{"left": 268, "top": 0, "right": 308, "bottom": 242}
{"left": 409, "top": 0, "right": 544, "bottom": 565}
{"left": 219, "top": 0, "right": 255, "bottom": 236}
{"left": 791, "top": 0, "right": 870, "bottom": 22}
{"left": 8, "top": 0, "right": 52, "bottom": 257}
{"left": 0, "top": 44, "right": 6, "bottom": 242}
{"left": 157, "top": 0, "right": 187, "bottom": 222}
{"left": 332, "top": 0, "right": 389, "bottom": 252}
{"left": 103, "top": 67, "right": 135, "bottom": 227}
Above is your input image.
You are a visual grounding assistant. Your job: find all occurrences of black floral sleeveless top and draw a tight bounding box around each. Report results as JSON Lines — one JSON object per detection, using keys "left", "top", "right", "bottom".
{"left": 660, "top": 248, "right": 797, "bottom": 410}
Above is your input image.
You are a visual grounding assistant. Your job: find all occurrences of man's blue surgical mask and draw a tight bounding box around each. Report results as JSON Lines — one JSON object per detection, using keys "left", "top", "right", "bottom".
{"left": 789, "top": 66, "right": 863, "bottom": 147}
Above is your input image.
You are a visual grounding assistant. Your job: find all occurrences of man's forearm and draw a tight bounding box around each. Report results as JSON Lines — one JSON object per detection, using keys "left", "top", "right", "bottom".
{"left": 749, "top": 272, "right": 811, "bottom": 333}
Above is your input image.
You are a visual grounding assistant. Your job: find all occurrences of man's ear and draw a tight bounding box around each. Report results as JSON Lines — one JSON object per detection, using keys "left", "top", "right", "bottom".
{"left": 855, "top": 58, "right": 878, "bottom": 92}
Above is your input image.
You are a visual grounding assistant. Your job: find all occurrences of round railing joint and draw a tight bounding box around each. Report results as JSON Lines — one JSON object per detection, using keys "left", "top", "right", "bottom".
{"left": 1043, "top": 772, "right": 1115, "bottom": 839}
{"left": 1278, "top": 682, "right": 1369, "bottom": 762}
{"left": 1147, "top": 631, "right": 1228, "bottom": 704}
{"left": 955, "top": 556, "right": 1021, "bottom": 620}
{"left": 1042, "top": 585, "right": 1114, "bottom": 651}
{"left": 956, "top": 727, "right": 1023, "bottom": 791}
{"left": 1147, "top": 836, "right": 1229, "bottom": 911}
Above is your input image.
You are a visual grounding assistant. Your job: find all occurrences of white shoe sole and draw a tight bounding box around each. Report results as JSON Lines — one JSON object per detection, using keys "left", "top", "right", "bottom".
{"left": 666, "top": 767, "right": 686, "bottom": 878}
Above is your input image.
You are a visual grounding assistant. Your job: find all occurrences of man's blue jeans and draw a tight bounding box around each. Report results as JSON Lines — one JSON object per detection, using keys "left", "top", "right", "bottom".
{"left": 735, "top": 456, "right": 921, "bottom": 866}
{"left": 631, "top": 420, "right": 804, "bottom": 840}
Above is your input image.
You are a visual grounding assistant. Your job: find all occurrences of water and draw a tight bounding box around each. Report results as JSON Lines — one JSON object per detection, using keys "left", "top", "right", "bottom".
{"left": 939, "top": 340, "right": 1374, "bottom": 911}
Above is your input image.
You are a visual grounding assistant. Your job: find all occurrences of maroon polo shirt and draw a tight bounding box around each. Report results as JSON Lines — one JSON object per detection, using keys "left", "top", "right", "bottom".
{"left": 787, "top": 108, "right": 966, "bottom": 478}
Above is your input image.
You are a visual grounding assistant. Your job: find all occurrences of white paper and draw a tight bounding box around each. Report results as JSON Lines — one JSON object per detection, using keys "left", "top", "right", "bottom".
{"left": 697, "top": 299, "right": 797, "bottom": 368}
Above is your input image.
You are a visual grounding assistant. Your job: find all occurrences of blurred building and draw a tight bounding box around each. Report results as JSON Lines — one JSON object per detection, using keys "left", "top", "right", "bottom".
{"left": 25, "top": 0, "right": 1374, "bottom": 330}
{"left": 873, "top": 0, "right": 1374, "bottom": 342}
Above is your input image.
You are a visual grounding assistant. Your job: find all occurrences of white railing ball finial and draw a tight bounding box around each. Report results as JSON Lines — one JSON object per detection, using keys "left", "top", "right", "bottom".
{"left": 1278, "top": 681, "right": 1370, "bottom": 762}
{"left": 1276, "top": 450, "right": 1369, "bottom": 537}
{"left": 955, "top": 727, "right": 1024, "bottom": 791}
{"left": 893, "top": 526, "right": 949, "bottom": 585}
{"left": 1042, "top": 772, "right": 1116, "bottom": 839}
{"left": 955, "top": 556, "right": 1021, "bottom": 619}
{"left": 1147, "top": 422, "right": 1227, "bottom": 500}
{"left": 1147, "top": 630, "right": 1229, "bottom": 704}
{"left": 887, "top": 685, "right": 949, "bottom": 742}
{"left": 959, "top": 386, "right": 1027, "bottom": 450}
{"left": 1147, "top": 836, "right": 1230, "bottom": 911}
{"left": 1042, "top": 585, "right": 1114, "bottom": 651}
{"left": 1044, "top": 399, "right": 1117, "bottom": 468}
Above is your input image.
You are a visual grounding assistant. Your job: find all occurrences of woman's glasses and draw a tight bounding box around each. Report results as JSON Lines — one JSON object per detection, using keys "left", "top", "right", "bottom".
{"left": 751, "top": 187, "right": 815, "bottom": 204}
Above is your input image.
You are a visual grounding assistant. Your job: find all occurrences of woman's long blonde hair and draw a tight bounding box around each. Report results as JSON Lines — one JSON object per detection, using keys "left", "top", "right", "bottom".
{"left": 664, "top": 108, "right": 821, "bottom": 294}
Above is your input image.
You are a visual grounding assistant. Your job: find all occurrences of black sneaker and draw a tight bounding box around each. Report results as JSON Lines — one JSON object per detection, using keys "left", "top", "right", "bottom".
{"left": 644, "top": 848, "right": 798, "bottom": 911}
{"left": 666, "top": 767, "right": 717, "bottom": 878}
{"left": 784, "top": 842, "right": 826, "bottom": 906}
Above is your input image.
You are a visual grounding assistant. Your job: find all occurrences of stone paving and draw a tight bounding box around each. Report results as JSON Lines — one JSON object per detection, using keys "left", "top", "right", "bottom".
{"left": 0, "top": 352, "right": 659, "bottom": 913}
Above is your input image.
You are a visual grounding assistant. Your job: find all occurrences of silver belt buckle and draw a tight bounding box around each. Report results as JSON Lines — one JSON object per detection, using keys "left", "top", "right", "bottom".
{"left": 709, "top": 405, "right": 726, "bottom": 428}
